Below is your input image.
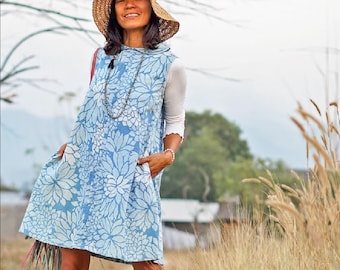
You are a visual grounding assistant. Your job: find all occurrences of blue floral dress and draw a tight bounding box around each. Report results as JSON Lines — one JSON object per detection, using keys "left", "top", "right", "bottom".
{"left": 19, "top": 43, "right": 177, "bottom": 264}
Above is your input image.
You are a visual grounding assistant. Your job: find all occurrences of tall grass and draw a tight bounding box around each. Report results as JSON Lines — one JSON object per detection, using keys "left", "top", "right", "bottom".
{"left": 165, "top": 100, "right": 340, "bottom": 270}
{"left": 266, "top": 101, "right": 339, "bottom": 243}
{"left": 2, "top": 100, "right": 339, "bottom": 269}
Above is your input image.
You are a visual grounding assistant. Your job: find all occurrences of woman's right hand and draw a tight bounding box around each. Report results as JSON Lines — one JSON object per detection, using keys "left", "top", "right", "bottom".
{"left": 57, "top": 143, "right": 67, "bottom": 158}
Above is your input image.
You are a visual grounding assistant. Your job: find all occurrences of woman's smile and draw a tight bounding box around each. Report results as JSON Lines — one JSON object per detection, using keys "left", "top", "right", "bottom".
{"left": 116, "top": 0, "right": 151, "bottom": 32}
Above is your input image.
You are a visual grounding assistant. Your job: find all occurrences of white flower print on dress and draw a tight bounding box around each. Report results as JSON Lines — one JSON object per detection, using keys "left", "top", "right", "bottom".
{"left": 20, "top": 44, "right": 177, "bottom": 265}
{"left": 63, "top": 144, "right": 80, "bottom": 166}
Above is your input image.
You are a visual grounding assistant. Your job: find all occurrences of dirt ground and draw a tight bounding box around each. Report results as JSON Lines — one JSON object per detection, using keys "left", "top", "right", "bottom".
{"left": 1, "top": 235, "right": 187, "bottom": 270}
{"left": 1, "top": 235, "right": 133, "bottom": 270}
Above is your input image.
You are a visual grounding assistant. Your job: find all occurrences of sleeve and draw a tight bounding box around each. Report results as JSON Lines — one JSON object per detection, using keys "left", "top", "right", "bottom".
{"left": 163, "top": 58, "right": 187, "bottom": 140}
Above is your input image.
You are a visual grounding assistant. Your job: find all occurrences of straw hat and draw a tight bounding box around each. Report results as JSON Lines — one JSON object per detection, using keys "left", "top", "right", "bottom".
{"left": 92, "top": 0, "right": 180, "bottom": 42}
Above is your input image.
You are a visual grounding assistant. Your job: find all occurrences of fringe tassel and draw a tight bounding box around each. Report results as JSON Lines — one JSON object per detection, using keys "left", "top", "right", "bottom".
{"left": 21, "top": 240, "right": 61, "bottom": 270}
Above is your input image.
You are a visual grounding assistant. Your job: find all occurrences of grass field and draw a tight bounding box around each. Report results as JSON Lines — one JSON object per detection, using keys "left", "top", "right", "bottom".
{"left": 1, "top": 224, "right": 339, "bottom": 270}
{"left": 1, "top": 101, "right": 339, "bottom": 269}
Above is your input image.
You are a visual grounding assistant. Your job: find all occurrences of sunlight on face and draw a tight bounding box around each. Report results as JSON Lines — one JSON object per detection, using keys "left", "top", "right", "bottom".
{"left": 115, "top": 0, "right": 152, "bottom": 33}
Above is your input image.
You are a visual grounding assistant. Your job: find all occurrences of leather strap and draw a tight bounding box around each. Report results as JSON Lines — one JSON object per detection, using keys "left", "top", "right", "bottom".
{"left": 90, "top": 48, "right": 100, "bottom": 83}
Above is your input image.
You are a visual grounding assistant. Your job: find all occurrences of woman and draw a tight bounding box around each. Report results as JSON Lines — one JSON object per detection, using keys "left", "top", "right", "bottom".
{"left": 19, "top": 0, "right": 186, "bottom": 269}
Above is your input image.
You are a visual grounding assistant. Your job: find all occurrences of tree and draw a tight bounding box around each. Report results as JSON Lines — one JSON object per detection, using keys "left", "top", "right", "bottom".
{"left": 161, "top": 110, "right": 253, "bottom": 201}
{"left": 224, "top": 157, "right": 299, "bottom": 206}
{"left": 161, "top": 110, "right": 297, "bottom": 203}
{"left": 0, "top": 1, "right": 97, "bottom": 104}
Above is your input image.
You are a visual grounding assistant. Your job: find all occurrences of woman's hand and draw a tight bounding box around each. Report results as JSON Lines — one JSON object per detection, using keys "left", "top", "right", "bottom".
{"left": 137, "top": 151, "right": 173, "bottom": 178}
{"left": 57, "top": 143, "right": 67, "bottom": 158}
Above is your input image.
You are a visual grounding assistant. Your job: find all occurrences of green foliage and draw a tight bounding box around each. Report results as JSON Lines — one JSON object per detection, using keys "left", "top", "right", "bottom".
{"left": 161, "top": 110, "right": 253, "bottom": 201}
{"left": 183, "top": 110, "right": 253, "bottom": 161}
{"left": 161, "top": 110, "right": 298, "bottom": 203}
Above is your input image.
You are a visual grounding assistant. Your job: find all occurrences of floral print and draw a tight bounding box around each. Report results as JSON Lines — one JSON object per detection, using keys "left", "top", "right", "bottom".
{"left": 20, "top": 43, "right": 176, "bottom": 264}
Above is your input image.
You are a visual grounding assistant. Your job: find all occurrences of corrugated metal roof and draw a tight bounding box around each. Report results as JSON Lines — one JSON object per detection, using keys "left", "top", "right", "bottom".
{"left": 162, "top": 226, "right": 196, "bottom": 250}
{"left": 161, "top": 199, "right": 219, "bottom": 223}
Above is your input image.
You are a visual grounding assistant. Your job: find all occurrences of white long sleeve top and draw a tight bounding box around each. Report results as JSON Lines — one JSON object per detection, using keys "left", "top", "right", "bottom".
{"left": 163, "top": 58, "right": 187, "bottom": 139}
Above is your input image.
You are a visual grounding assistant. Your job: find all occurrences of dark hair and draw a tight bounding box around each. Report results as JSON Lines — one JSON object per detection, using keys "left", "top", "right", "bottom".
{"left": 104, "top": 4, "right": 161, "bottom": 55}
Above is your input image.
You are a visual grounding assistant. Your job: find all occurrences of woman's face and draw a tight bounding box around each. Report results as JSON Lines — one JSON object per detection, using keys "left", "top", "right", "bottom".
{"left": 115, "top": 0, "right": 152, "bottom": 33}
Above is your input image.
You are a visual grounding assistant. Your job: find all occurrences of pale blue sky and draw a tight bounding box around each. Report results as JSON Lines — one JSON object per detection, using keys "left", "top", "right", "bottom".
{"left": 1, "top": 0, "right": 339, "bottom": 169}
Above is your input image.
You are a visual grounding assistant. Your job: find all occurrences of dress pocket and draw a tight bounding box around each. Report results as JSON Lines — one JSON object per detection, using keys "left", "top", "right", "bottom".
{"left": 134, "top": 162, "right": 152, "bottom": 184}
{"left": 31, "top": 152, "right": 62, "bottom": 190}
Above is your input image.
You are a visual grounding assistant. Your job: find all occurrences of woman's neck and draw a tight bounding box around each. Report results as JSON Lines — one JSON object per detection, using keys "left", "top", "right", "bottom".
{"left": 123, "top": 30, "right": 144, "bottom": 48}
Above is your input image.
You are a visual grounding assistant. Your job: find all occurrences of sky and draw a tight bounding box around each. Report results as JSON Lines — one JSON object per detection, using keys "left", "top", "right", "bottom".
{"left": 1, "top": 0, "right": 340, "bottom": 170}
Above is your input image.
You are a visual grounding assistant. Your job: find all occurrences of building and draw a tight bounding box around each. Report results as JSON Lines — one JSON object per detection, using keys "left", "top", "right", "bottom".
{"left": 161, "top": 199, "right": 221, "bottom": 249}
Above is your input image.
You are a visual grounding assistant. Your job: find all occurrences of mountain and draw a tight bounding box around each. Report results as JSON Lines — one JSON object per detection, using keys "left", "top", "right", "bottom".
{"left": 1, "top": 109, "right": 73, "bottom": 190}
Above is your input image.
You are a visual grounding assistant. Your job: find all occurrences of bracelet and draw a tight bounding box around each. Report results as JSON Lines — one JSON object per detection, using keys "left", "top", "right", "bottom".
{"left": 163, "top": 148, "right": 175, "bottom": 163}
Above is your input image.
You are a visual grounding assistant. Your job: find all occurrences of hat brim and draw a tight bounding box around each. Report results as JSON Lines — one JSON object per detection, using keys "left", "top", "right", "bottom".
{"left": 92, "top": 0, "right": 179, "bottom": 42}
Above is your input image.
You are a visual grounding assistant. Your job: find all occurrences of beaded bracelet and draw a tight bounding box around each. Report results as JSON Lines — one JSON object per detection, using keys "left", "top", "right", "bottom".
{"left": 163, "top": 148, "right": 175, "bottom": 163}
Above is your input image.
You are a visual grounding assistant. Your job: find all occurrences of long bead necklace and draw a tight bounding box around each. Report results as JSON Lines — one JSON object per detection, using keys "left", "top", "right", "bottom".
{"left": 103, "top": 49, "right": 146, "bottom": 119}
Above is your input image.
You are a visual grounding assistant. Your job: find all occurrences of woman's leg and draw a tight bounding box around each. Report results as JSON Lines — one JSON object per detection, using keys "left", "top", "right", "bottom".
{"left": 61, "top": 248, "right": 90, "bottom": 270}
{"left": 132, "top": 261, "right": 164, "bottom": 270}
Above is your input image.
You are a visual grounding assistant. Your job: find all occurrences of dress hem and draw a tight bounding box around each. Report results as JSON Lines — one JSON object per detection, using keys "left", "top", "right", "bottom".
{"left": 20, "top": 234, "right": 163, "bottom": 266}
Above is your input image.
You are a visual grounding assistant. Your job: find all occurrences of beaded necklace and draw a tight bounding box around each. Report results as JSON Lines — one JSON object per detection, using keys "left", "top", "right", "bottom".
{"left": 103, "top": 49, "right": 146, "bottom": 119}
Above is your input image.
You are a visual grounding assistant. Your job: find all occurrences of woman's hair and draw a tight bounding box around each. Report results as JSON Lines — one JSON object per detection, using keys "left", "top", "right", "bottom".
{"left": 104, "top": 3, "right": 161, "bottom": 55}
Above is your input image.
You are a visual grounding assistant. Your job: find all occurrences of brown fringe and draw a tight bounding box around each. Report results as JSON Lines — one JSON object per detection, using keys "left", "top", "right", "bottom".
{"left": 22, "top": 240, "right": 61, "bottom": 270}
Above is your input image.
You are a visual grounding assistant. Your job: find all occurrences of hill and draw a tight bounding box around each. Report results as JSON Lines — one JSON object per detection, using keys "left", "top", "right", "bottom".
{"left": 1, "top": 109, "right": 73, "bottom": 190}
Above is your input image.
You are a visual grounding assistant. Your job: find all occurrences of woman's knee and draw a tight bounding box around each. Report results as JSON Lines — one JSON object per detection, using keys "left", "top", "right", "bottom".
{"left": 132, "top": 261, "right": 163, "bottom": 270}
{"left": 61, "top": 248, "right": 90, "bottom": 270}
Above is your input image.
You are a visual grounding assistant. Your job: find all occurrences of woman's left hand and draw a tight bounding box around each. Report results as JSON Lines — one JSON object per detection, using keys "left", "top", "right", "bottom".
{"left": 137, "top": 152, "right": 173, "bottom": 178}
